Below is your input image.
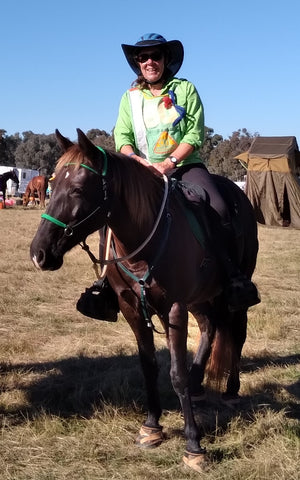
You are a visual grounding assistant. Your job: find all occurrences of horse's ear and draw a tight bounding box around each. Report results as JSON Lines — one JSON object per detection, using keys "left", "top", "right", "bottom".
{"left": 77, "top": 128, "right": 101, "bottom": 162}
{"left": 55, "top": 129, "right": 74, "bottom": 152}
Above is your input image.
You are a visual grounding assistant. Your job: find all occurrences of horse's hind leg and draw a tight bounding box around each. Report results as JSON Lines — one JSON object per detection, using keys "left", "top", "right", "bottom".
{"left": 223, "top": 310, "right": 247, "bottom": 402}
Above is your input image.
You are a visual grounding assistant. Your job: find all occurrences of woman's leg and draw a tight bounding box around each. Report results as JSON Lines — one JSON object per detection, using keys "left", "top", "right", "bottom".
{"left": 179, "top": 166, "right": 260, "bottom": 311}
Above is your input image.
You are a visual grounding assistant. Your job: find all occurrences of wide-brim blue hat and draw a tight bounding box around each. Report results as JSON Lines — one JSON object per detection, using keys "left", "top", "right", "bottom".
{"left": 121, "top": 33, "right": 184, "bottom": 77}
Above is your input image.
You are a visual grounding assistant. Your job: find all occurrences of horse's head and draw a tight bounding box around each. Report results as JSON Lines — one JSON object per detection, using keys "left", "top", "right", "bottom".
{"left": 30, "top": 129, "right": 110, "bottom": 271}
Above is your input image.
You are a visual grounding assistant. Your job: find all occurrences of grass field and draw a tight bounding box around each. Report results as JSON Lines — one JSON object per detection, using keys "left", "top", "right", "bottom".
{"left": 0, "top": 207, "right": 299, "bottom": 479}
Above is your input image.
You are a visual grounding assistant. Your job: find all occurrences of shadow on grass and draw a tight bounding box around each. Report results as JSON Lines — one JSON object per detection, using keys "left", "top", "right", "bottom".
{"left": 0, "top": 350, "right": 299, "bottom": 431}
{"left": 0, "top": 349, "right": 174, "bottom": 421}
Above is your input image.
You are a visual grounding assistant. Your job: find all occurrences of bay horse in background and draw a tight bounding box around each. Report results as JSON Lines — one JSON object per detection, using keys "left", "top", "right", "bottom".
{"left": 0, "top": 168, "right": 19, "bottom": 207}
{"left": 30, "top": 129, "right": 260, "bottom": 473}
{"left": 23, "top": 175, "right": 48, "bottom": 208}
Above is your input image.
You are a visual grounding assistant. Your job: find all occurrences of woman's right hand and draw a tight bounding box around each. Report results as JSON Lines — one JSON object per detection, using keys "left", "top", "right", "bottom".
{"left": 130, "top": 154, "right": 152, "bottom": 167}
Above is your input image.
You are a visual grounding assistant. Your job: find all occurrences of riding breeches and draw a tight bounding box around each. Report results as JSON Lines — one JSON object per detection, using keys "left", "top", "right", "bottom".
{"left": 174, "top": 164, "right": 230, "bottom": 223}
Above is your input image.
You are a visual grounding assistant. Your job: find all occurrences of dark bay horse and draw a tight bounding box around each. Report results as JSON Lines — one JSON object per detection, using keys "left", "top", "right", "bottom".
{"left": 23, "top": 175, "right": 48, "bottom": 208}
{"left": 30, "top": 129, "right": 259, "bottom": 472}
{"left": 0, "top": 168, "right": 19, "bottom": 207}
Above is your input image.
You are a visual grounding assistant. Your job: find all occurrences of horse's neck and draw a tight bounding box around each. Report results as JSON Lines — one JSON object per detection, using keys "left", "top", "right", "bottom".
{"left": 108, "top": 168, "right": 166, "bottom": 255}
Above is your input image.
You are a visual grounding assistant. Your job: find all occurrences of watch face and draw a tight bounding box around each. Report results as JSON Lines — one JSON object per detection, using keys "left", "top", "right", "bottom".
{"left": 170, "top": 156, "right": 177, "bottom": 164}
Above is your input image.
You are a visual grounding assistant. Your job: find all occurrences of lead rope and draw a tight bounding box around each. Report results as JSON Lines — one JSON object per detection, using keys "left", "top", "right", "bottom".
{"left": 80, "top": 228, "right": 112, "bottom": 279}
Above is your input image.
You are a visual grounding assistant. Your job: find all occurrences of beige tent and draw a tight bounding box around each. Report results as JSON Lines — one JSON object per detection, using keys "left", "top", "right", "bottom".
{"left": 235, "top": 136, "right": 300, "bottom": 228}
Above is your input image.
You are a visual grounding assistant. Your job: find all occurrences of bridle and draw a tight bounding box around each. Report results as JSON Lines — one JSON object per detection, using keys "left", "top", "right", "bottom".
{"left": 40, "top": 147, "right": 170, "bottom": 266}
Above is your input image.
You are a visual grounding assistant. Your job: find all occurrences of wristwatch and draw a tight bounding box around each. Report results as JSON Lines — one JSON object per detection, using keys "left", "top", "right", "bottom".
{"left": 168, "top": 156, "right": 178, "bottom": 165}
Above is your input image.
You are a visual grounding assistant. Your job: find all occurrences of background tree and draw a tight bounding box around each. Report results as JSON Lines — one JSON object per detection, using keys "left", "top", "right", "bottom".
{"left": 0, "top": 130, "right": 22, "bottom": 166}
{"left": 206, "top": 128, "right": 259, "bottom": 180}
{"left": 1, "top": 125, "right": 261, "bottom": 181}
{"left": 199, "top": 126, "right": 223, "bottom": 165}
{"left": 14, "top": 132, "right": 62, "bottom": 175}
{"left": 86, "top": 129, "right": 115, "bottom": 150}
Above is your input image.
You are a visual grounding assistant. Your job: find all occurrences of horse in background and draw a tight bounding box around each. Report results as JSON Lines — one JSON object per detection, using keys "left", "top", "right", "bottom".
{"left": 0, "top": 168, "right": 19, "bottom": 207}
{"left": 23, "top": 175, "right": 48, "bottom": 208}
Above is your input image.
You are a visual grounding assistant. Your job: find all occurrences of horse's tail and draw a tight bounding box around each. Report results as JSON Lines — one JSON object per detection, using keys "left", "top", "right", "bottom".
{"left": 206, "top": 323, "right": 234, "bottom": 391}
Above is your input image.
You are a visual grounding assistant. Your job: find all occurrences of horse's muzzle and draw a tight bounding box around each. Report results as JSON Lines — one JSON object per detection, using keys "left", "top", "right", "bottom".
{"left": 30, "top": 245, "right": 63, "bottom": 271}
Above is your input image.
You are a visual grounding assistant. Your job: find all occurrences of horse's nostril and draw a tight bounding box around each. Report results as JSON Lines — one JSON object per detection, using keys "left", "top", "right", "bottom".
{"left": 37, "top": 249, "right": 46, "bottom": 266}
{"left": 31, "top": 249, "right": 46, "bottom": 269}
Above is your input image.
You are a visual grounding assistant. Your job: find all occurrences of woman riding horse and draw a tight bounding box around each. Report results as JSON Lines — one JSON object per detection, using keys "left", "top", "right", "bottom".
{"left": 78, "top": 33, "right": 260, "bottom": 320}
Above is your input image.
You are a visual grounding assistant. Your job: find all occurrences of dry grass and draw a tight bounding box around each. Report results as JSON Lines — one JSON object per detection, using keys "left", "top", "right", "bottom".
{"left": 0, "top": 208, "right": 299, "bottom": 479}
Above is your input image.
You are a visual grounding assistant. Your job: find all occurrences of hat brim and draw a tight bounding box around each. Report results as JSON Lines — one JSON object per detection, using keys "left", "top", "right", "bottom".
{"left": 121, "top": 40, "right": 184, "bottom": 77}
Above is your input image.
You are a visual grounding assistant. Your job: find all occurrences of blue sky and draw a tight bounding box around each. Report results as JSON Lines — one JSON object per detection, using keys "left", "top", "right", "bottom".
{"left": 2, "top": 0, "right": 300, "bottom": 141}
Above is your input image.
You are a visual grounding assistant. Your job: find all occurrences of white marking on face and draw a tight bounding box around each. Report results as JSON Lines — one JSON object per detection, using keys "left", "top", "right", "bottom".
{"left": 65, "top": 171, "right": 70, "bottom": 179}
{"left": 32, "top": 255, "right": 41, "bottom": 269}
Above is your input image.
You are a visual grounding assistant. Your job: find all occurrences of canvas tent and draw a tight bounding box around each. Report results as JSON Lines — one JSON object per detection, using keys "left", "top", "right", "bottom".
{"left": 235, "top": 136, "right": 300, "bottom": 228}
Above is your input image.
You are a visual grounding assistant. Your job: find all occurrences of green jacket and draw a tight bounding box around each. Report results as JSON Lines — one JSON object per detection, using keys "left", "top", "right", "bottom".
{"left": 114, "top": 77, "right": 205, "bottom": 166}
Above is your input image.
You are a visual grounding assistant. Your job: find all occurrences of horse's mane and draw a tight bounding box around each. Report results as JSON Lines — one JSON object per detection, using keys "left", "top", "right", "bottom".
{"left": 55, "top": 145, "right": 86, "bottom": 172}
{"left": 55, "top": 145, "right": 165, "bottom": 231}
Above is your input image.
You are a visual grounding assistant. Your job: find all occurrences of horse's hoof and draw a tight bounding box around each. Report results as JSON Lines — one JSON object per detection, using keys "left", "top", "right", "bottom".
{"left": 135, "top": 425, "right": 164, "bottom": 449}
{"left": 183, "top": 450, "right": 208, "bottom": 473}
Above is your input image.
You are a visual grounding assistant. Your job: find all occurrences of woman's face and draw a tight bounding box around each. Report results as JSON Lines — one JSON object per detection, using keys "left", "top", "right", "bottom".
{"left": 135, "top": 48, "right": 165, "bottom": 84}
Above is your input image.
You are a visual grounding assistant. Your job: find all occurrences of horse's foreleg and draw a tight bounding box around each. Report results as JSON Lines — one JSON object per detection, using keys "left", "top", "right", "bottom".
{"left": 120, "top": 296, "right": 163, "bottom": 447}
{"left": 137, "top": 332, "right": 162, "bottom": 428}
{"left": 168, "top": 303, "right": 205, "bottom": 458}
{"left": 40, "top": 193, "right": 45, "bottom": 208}
{"left": 135, "top": 332, "right": 165, "bottom": 448}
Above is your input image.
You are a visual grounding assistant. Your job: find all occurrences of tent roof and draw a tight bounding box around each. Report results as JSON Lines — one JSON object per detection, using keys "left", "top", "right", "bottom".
{"left": 235, "top": 136, "right": 300, "bottom": 172}
{"left": 247, "top": 136, "right": 299, "bottom": 157}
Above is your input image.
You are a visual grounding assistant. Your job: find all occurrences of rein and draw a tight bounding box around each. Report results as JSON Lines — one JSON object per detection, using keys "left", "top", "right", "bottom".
{"left": 103, "top": 173, "right": 169, "bottom": 265}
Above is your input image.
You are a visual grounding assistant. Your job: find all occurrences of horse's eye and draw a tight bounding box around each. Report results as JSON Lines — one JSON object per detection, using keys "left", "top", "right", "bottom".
{"left": 70, "top": 187, "right": 82, "bottom": 196}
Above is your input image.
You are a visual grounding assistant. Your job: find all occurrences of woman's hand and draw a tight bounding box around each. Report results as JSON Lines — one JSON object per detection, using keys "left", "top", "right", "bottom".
{"left": 152, "top": 158, "right": 176, "bottom": 175}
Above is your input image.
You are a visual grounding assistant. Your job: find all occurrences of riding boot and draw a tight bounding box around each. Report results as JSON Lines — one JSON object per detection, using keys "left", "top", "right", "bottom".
{"left": 76, "top": 277, "right": 119, "bottom": 321}
{"left": 217, "top": 223, "right": 260, "bottom": 312}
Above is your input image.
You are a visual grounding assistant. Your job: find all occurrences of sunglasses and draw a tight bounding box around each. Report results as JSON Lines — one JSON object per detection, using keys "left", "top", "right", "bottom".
{"left": 135, "top": 51, "right": 164, "bottom": 63}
